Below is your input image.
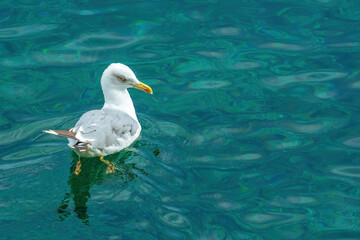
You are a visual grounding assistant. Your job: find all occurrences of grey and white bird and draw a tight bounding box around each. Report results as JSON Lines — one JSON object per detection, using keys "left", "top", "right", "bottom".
{"left": 43, "top": 63, "right": 153, "bottom": 175}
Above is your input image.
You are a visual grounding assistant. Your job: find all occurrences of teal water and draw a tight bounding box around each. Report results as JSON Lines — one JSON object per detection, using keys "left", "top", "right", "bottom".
{"left": 1, "top": 0, "right": 360, "bottom": 239}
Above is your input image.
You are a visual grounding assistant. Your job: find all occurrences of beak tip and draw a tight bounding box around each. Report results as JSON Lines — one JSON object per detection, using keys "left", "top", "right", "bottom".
{"left": 133, "top": 82, "right": 153, "bottom": 94}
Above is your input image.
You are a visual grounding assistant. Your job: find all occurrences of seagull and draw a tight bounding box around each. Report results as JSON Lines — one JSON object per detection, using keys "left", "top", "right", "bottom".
{"left": 43, "top": 63, "right": 153, "bottom": 175}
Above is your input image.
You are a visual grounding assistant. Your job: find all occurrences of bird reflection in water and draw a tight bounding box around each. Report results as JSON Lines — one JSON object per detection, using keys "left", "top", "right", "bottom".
{"left": 57, "top": 150, "right": 148, "bottom": 224}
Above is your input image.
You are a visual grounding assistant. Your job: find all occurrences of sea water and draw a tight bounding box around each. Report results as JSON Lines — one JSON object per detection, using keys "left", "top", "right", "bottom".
{"left": 1, "top": 0, "right": 360, "bottom": 239}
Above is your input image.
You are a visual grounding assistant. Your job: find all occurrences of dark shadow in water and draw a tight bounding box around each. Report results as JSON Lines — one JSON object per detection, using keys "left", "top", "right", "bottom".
{"left": 57, "top": 150, "right": 148, "bottom": 224}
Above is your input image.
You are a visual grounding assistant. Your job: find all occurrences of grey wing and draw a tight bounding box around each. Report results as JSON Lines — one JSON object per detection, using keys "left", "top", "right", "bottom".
{"left": 72, "top": 110, "right": 114, "bottom": 149}
{"left": 72, "top": 109, "right": 140, "bottom": 149}
{"left": 103, "top": 109, "right": 140, "bottom": 139}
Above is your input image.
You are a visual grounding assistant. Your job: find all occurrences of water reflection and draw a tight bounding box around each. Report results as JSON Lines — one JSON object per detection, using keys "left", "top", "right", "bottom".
{"left": 57, "top": 151, "right": 147, "bottom": 224}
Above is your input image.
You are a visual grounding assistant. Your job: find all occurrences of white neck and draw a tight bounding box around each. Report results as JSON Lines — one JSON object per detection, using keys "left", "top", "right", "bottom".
{"left": 101, "top": 87, "right": 138, "bottom": 121}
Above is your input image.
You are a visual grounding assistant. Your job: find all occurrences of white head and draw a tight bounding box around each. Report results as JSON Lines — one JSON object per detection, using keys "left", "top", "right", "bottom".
{"left": 101, "top": 63, "right": 152, "bottom": 94}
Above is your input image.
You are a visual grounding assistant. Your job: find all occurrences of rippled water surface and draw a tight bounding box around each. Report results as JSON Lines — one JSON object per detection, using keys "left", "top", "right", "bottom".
{"left": 1, "top": 0, "right": 360, "bottom": 239}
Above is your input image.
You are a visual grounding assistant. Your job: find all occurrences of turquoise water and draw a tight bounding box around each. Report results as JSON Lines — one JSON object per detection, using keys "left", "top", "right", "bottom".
{"left": 1, "top": 0, "right": 360, "bottom": 239}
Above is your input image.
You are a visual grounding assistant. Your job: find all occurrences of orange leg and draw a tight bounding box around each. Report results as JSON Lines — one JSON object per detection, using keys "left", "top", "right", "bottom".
{"left": 99, "top": 156, "right": 117, "bottom": 174}
{"left": 74, "top": 156, "right": 82, "bottom": 175}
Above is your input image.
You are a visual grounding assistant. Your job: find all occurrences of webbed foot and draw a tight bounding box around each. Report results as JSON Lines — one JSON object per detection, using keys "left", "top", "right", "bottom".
{"left": 100, "top": 156, "right": 117, "bottom": 174}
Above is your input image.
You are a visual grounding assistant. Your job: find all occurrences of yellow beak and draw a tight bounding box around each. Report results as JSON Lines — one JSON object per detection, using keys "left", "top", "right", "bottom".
{"left": 132, "top": 82, "right": 153, "bottom": 94}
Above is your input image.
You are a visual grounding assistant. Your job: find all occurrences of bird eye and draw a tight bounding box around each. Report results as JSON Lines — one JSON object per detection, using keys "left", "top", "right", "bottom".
{"left": 117, "top": 76, "right": 126, "bottom": 82}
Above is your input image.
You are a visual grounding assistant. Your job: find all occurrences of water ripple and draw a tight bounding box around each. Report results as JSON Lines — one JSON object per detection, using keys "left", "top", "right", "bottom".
{"left": 263, "top": 71, "right": 347, "bottom": 87}
{"left": 343, "top": 137, "right": 360, "bottom": 148}
{"left": 189, "top": 80, "right": 231, "bottom": 89}
{"left": 331, "top": 166, "right": 360, "bottom": 178}
{"left": 0, "top": 24, "right": 57, "bottom": 39}
{"left": 160, "top": 212, "right": 189, "bottom": 227}
{"left": 259, "top": 42, "right": 312, "bottom": 51}
{"left": 211, "top": 27, "right": 241, "bottom": 36}
{"left": 243, "top": 212, "right": 305, "bottom": 230}
{"left": 0, "top": 158, "right": 45, "bottom": 170}
{"left": 64, "top": 33, "right": 139, "bottom": 51}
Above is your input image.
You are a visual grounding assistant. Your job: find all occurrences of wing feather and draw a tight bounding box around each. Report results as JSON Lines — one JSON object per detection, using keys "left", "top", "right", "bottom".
{"left": 72, "top": 109, "right": 140, "bottom": 149}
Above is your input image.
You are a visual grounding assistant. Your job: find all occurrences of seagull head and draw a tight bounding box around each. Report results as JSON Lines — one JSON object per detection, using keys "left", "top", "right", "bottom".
{"left": 101, "top": 63, "right": 153, "bottom": 94}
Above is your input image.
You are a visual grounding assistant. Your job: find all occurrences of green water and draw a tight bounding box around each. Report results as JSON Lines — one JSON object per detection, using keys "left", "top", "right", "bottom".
{"left": 1, "top": 0, "right": 360, "bottom": 239}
